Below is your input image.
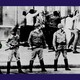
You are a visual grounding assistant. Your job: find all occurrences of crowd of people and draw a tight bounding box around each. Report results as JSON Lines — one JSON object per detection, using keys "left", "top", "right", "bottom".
{"left": 0, "top": 9, "right": 80, "bottom": 74}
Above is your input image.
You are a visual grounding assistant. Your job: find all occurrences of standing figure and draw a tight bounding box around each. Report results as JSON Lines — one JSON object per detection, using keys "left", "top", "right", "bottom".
{"left": 53, "top": 23, "right": 71, "bottom": 71}
{"left": 72, "top": 11, "right": 80, "bottom": 53}
{"left": 6, "top": 31, "right": 24, "bottom": 74}
{"left": 20, "top": 9, "right": 39, "bottom": 42}
{"left": 26, "top": 9, "right": 39, "bottom": 40}
{"left": 65, "top": 12, "right": 79, "bottom": 53}
{"left": 28, "top": 24, "right": 46, "bottom": 72}
{"left": 45, "top": 11, "right": 68, "bottom": 50}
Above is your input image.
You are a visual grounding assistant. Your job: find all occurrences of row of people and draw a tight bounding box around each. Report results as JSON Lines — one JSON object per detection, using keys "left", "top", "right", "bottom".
{"left": 2, "top": 9, "right": 80, "bottom": 74}
{"left": 3, "top": 23, "right": 71, "bottom": 74}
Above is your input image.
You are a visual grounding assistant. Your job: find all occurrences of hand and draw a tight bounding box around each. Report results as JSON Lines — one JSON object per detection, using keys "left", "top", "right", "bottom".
{"left": 28, "top": 46, "right": 32, "bottom": 50}
{"left": 29, "top": 46, "right": 32, "bottom": 49}
{"left": 54, "top": 48, "right": 57, "bottom": 52}
{"left": 20, "top": 42, "right": 24, "bottom": 44}
{"left": 10, "top": 46, "right": 13, "bottom": 49}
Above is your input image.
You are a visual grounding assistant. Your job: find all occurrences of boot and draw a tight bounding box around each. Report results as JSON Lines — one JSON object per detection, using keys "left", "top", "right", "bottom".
{"left": 17, "top": 60, "right": 24, "bottom": 73}
{"left": 0, "top": 69, "right": 2, "bottom": 74}
{"left": 7, "top": 61, "right": 10, "bottom": 74}
{"left": 40, "top": 59, "right": 46, "bottom": 72}
{"left": 54, "top": 59, "right": 58, "bottom": 71}
{"left": 64, "top": 59, "right": 71, "bottom": 71}
{"left": 29, "top": 60, "right": 34, "bottom": 72}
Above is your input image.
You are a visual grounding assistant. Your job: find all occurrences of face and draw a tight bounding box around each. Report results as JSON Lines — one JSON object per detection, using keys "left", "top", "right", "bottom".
{"left": 58, "top": 24, "right": 63, "bottom": 29}
{"left": 35, "top": 27, "right": 42, "bottom": 32}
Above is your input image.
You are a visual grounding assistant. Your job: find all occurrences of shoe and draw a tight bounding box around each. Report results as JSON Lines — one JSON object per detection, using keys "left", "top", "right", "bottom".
{"left": 7, "top": 62, "right": 10, "bottom": 74}
{"left": 29, "top": 60, "right": 34, "bottom": 72}
{"left": 54, "top": 60, "right": 58, "bottom": 71}
{"left": 54, "top": 68, "right": 57, "bottom": 71}
{"left": 65, "top": 68, "right": 71, "bottom": 71}
{"left": 73, "top": 51, "right": 79, "bottom": 53}
{"left": 40, "top": 59, "right": 46, "bottom": 72}
{"left": 17, "top": 60, "right": 24, "bottom": 74}
{"left": 18, "top": 70, "right": 24, "bottom": 73}
{"left": 64, "top": 59, "right": 71, "bottom": 71}
{"left": 0, "top": 70, "right": 2, "bottom": 74}
{"left": 67, "top": 49, "right": 73, "bottom": 52}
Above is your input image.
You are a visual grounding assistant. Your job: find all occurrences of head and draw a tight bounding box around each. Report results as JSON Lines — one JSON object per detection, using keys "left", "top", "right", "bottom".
{"left": 75, "top": 10, "right": 79, "bottom": 15}
{"left": 69, "top": 13, "right": 73, "bottom": 18}
{"left": 29, "top": 9, "right": 37, "bottom": 14}
{"left": 58, "top": 23, "right": 64, "bottom": 29}
{"left": 53, "top": 11, "right": 59, "bottom": 16}
{"left": 22, "top": 11, "right": 27, "bottom": 16}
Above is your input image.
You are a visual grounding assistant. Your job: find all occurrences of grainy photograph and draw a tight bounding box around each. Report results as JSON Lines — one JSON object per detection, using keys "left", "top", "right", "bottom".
{"left": 0, "top": 6, "right": 80, "bottom": 74}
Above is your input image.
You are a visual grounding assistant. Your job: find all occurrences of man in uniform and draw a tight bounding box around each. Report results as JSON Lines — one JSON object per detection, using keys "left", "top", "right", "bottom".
{"left": 6, "top": 31, "right": 24, "bottom": 74}
{"left": 53, "top": 23, "right": 71, "bottom": 71}
{"left": 28, "top": 22, "right": 46, "bottom": 72}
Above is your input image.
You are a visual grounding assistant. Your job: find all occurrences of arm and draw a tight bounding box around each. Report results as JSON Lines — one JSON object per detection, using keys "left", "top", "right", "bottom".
{"left": 41, "top": 33, "right": 46, "bottom": 48}
{"left": 53, "top": 33, "right": 57, "bottom": 51}
{"left": 65, "top": 33, "right": 68, "bottom": 49}
{"left": 32, "top": 11, "right": 39, "bottom": 17}
{"left": 6, "top": 34, "right": 13, "bottom": 47}
{"left": 60, "top": 15, "right": 69, "bottom": 20}
{"left": 28, "top": 32, "right": 33, "bottom": 48}
{"left": 6, "top": 38, "right": 13, "bottom": 48}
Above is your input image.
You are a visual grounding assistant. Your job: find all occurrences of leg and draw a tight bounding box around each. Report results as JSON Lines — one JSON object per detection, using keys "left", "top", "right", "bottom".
{"left": 15, "top": 49, "right": 24, "bottom": 73}
{"left": 62, "top": 50, "right": 71, "bottom": 70}
{"left": 29, "top": 49, "right": 37, "bottom": 72}
{"left": 54, "top": 51, "right": 60, "bottom": 71}
{"left": 68, "top": 34, "right": 74, "bottom": 49}
{"left": 38, "top": 48, "right": 46, "bottom": 72}
{"left": 29, "top": 60, "right": 34, "bottom": 72}
{"left": 17, "top": 60, "right": 24, "bottom": 73}
{"left": 0, "top": 69, "right": 2, "bottom": 74}
{"left": 73, "top": 30, "right": 79, "bottom": 53}
{"left": 65, "top": 29, "right": 72, "bottom": 48}
{"left": 47, "top": 28, "right": 54, "bottom": 49}
{"left": 7, "top": 51, "right": 14, "bottom": 74}
{"left": 7, "top": 61, "right": 11, "bottom": 74}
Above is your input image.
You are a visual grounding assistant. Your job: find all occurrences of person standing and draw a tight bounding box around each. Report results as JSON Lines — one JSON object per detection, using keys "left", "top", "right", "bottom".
{"left": 53, "top": 23, "right": 71, "bottom": 71}
{"left": 26, "top": 9, "right": 39, "bottom": 39}
{"left": 65, "top": 12, "right": 79, "bottom": 53}
{"left": 6, "top": 31, "right": 24, "bottom": 74}
{"left": 28, "top": 23, "right": 46, "bottom": 72}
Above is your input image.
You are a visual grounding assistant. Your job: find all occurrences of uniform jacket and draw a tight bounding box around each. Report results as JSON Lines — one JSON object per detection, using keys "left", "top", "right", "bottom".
{"left": 53, "top": 29, "right": 67, "bottom": 50}
{"left": 28, "top": 29, "right": 46, "bottom": 48}
{"left": 6, "top": 34, "right": 19, "bottom": 49}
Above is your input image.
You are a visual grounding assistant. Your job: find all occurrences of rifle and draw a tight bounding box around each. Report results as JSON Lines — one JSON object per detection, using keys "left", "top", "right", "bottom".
{"left": 5, "top": 44, "right": 20, "bottom": 51}
{"left": 5, "top": 41, "right": 29, "bottom": 51}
